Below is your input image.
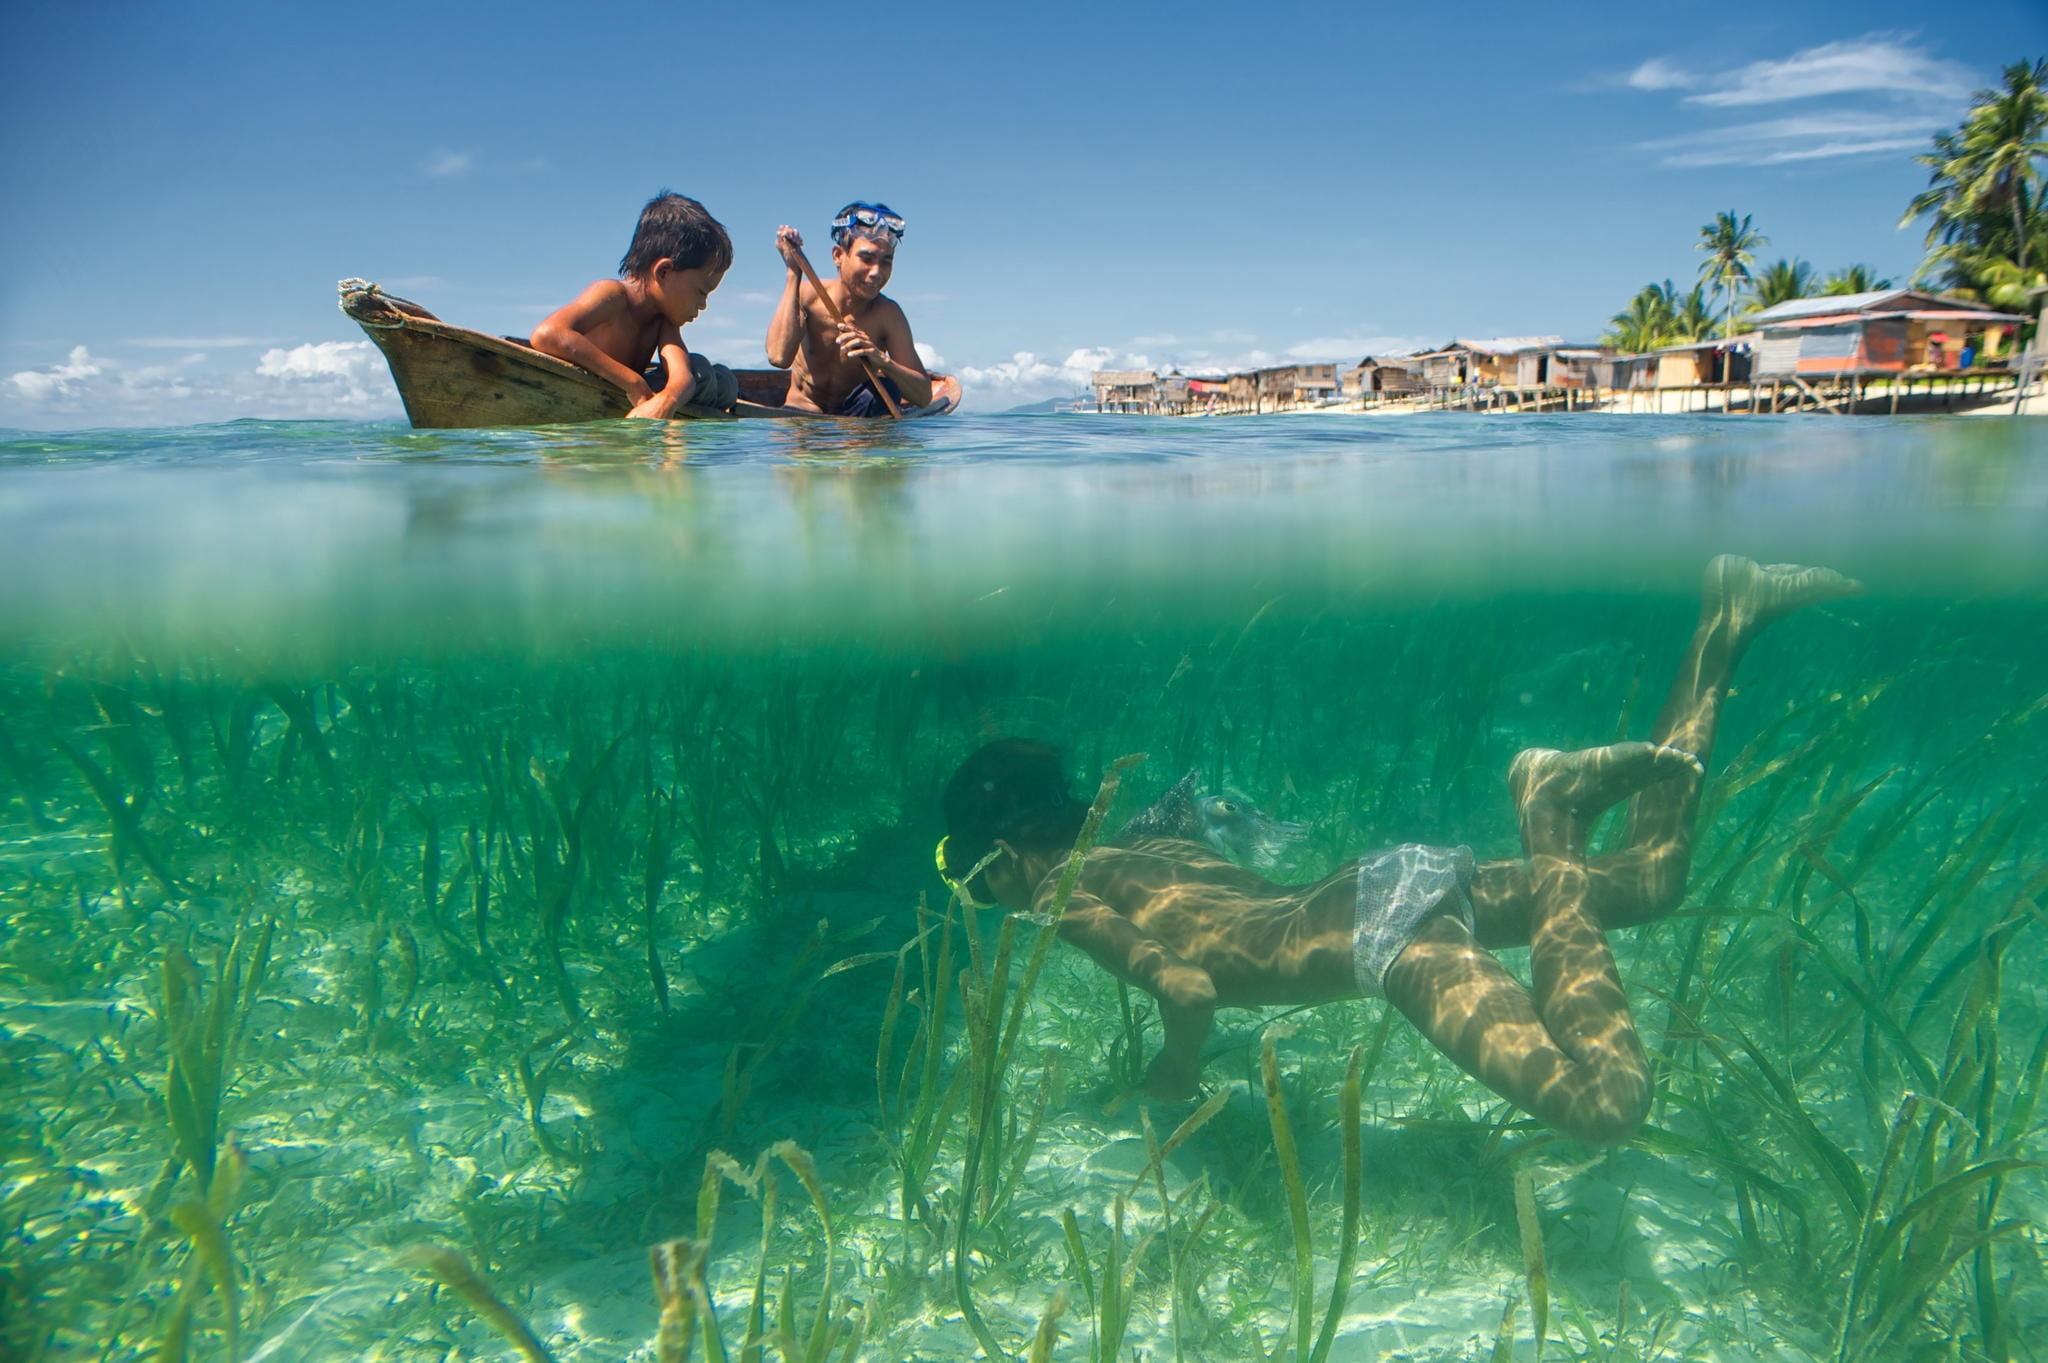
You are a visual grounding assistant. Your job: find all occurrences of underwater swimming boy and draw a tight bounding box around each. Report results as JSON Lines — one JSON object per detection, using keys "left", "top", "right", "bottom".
{"left": 939, "top": 556, "right": 1861, "bottom": 1145}
{"left": 531, "top": 191, "right": 733, "bottom": 418}
{"left": 766, "top": 202, "right": 932, "bottom": 415}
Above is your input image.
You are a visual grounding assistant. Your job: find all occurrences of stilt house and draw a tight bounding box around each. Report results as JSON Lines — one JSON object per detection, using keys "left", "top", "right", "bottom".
{"left": 1749, "top": 290, "right": 2027, "bottom": 378}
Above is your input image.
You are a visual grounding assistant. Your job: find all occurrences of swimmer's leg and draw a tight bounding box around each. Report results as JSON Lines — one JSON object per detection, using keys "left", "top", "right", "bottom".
{"left": 1469, "top": 556, "right": 1860, "bottom": 946}
{"left": 1386, "top": 742, "right": 1687, "bottom": 1143}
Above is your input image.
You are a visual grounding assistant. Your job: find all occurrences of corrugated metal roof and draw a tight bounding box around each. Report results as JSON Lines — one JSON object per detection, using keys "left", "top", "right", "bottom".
{"left": 1904, "top": 309, "right": 2027, "bottom": 322}
{"left": 1748, "top": 289, "right": 2023, "bottom": 325}
{"left": 1760, "top": 309, "right": 2021, "bottom": 331}
{"left": 1456, "top": 335, "right": 1565, "bottom": 354}
{"left": 1748, "top": 289, "right": 1909, "bottom": 322}
{"left": 1650, "top": 333, "right": 1759, "bottom": 353}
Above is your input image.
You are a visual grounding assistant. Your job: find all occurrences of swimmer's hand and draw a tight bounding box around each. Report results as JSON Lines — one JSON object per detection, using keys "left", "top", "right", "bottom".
{"left": 1142, "top": 1050, "right": 1203, "bottom": 1102}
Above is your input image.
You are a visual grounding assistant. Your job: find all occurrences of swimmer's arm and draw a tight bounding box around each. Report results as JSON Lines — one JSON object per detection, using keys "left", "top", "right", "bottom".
{"left": 1057, "top": 893, "right": 1215, "bottom": 1099}
{"left": 628, "top": 328, "right": 696, "bottom": 419}
{"left": 532, "top": 281, "right": 654, "bottom": 404}
{"left": 1056, "top": 897, "right": 1215, "bottom": 1009}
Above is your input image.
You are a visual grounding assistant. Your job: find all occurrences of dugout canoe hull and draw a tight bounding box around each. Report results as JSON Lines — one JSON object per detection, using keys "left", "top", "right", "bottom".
{"left": 338, "top": 279, "right": 960, "bottom": 429}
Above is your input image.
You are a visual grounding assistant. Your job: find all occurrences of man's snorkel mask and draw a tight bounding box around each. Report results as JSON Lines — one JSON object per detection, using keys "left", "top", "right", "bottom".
{"left": 832, "top": 201, "right": 906, "bottom": 247}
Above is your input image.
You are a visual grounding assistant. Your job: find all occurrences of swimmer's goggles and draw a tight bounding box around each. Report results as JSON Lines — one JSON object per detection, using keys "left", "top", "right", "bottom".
{"left": 934, "top": 835, "right": 997, "bottom": 908}
{"left": 833, "top": 203, "right": 906, "bottom": 238}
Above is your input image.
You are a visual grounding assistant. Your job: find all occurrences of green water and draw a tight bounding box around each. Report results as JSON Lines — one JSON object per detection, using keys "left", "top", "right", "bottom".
{"left": 3, "top": 415, "right": 2046, "bottom": 1362}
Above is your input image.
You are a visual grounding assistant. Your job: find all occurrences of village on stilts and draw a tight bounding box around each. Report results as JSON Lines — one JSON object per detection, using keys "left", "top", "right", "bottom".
{"left": 1090, "top": 285, "right": 2048, "bottom": 417}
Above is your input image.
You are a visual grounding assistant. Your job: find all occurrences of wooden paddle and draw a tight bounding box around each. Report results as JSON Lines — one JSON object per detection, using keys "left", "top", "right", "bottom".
{"left": 788, "top": 246, "right": 905, "bottom": 418}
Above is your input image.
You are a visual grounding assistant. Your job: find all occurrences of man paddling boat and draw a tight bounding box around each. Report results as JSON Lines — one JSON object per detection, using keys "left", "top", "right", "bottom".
{"left": 766, "top": 202, "right": 933, "bottom": 416}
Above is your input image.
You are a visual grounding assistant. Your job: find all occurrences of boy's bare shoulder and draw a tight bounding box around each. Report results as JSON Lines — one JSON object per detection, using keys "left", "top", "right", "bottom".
{"left": 572, "top": 278, "right": 633, "bottom": 310}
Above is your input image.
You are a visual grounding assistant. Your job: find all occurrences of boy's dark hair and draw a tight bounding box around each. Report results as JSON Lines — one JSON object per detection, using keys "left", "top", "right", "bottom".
{"left": 941, "top": 738, "right": 1088, "bottom": 896}
{"left": 620, "top": 191, "right": 733, "bottom": 280}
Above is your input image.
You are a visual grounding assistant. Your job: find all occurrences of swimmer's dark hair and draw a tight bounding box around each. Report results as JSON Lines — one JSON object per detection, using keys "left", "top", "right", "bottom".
{"left": 941, "top": 738, "right": 1088, "bottom": 898}
{"left": 620, "top": 191, "right": 733, "bottom": 280}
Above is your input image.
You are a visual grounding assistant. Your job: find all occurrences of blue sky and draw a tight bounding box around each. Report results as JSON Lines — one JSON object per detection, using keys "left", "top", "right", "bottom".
{"left": 3, "top": 0, "right": 2043, "bottom": 425}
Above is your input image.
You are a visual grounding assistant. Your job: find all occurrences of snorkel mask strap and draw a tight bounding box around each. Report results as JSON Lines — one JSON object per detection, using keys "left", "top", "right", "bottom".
{"left": 934, "top": 834, "right": 998, "bottom": 909}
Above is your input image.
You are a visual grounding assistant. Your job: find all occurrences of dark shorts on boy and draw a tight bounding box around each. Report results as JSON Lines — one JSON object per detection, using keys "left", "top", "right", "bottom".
{"left": 838, "top": 376, "right": 905, "bottom": 417}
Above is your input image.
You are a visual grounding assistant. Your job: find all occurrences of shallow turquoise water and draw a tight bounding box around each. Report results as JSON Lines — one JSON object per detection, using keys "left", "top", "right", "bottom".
{"left": 2, "top": 413, "right": 2045, "bottom": 1362}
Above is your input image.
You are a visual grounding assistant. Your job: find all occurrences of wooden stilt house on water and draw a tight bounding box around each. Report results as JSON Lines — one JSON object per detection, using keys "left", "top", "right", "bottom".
{"left": 1092, "top": 370, "right": 1160, "bottom": 413}
{"left": 1411, "top": 337, "right": 1565, "bottom": 389}
{"left": 1749, "top": 289, "right": 2027, "bottom": 379}
{"left": 1513, "top": 344, "right": 1609, "bottom": 388}
{"left": 1250, "top": 364, "right": 1340, "bottom": 409}
{"left": 1600, "top": 335, "right": 1753, "bottom": 390}
{"left": 1351, "top": 354, "right": 1425, "bottom": 400}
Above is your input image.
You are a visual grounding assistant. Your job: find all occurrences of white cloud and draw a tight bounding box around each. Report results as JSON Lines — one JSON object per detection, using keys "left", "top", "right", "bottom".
{"left": 424, "top": 149, "right": 474, "bottom": 177}
{"left": 253, "top": 341, "right": 396, "bottom": 410}
{"left": 1642, "top": 111, "right": 1936, "bottom": 168}
{"left": 1687, "top": 36, "right": 1974, "bottom": 107}
{"left": 914, "top": 341, "right": 944, "bottom": 370}
{"left": 1623, "top": 34, "right": 1969, "bottom": 169}
{"left": 9, "top": 345, "right": 104, "bottom": 400}
{"left": 1627, "top": 58, "right": 1697, "bottom": 92}
{"left": 952, "top": 347, "right": 1139, "bottom": 410}
{"left": 257, "top": 340, "right": 374, "bottom": 383}
{"left": 0, "top": 340, "right": 401, "bottom": 427}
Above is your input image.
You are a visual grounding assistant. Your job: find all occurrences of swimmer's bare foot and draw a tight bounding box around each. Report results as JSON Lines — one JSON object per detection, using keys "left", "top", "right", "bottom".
{"left": 1704, "top": 555, "right": 1863, "bottom": 634}
{"left": 1510, "top": 742, "right": 1702, "bottom": 824}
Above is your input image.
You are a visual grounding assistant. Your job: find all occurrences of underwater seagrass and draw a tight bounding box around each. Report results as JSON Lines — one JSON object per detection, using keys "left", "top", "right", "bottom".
{"left": 2, "top": 582, "right": 2041, "bottom": 1362}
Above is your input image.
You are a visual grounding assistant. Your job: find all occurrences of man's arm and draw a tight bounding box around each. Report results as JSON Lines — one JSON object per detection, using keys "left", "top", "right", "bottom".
{"left": 765, "top": 227, "right": 808, "bottom": 370}
{"left": 839, "top": 300, "right": 933, "bottom": 408}
{"left": 531, "top": 282, "right": 653, "bottom": 404}
{"left": 627, "top": 329, "right": 697, "bottom": 419}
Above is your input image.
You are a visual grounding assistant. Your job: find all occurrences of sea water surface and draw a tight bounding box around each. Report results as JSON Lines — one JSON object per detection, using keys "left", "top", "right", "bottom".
{"left": 3, "top": 413, "right": 2045, "bottom": 1362}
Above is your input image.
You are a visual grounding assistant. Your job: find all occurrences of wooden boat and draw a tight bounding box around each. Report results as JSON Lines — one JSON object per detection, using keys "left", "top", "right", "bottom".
{"left": 339, "top": 279, "right": 961, "bottom": 429}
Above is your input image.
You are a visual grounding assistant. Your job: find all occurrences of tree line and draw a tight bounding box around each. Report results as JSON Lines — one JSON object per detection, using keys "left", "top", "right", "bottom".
{"left": 1603, "top": 58, "right": 2047, "bottom": 353}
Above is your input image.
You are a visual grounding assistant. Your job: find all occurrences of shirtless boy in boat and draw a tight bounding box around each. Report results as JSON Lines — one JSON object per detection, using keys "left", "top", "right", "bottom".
{"left": 531, "top": 191, "right": 732, "bottom": 419}
{"left": 766, "top": 203, "right": 933, "bottom": 415}
{"left": 938, "top": 556, "right": 1861, "bottom": 1145}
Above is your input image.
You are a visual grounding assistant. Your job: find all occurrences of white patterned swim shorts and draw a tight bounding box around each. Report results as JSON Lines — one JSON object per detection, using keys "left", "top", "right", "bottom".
{"left": 1353, "top": 843, "right": 1477, "bottom": 997}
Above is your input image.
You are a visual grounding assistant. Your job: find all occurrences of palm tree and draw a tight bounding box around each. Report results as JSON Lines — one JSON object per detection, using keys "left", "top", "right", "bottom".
{"left": 1751, "top": 258, "right": 1818, "bottom": 310}
{"left": 1901, "top": 59, "right": 2048, "bottom": 296}
{"left": 1604, "top": 284, "right": 1677, "bottom": 352}
{"left": 1673, "top": 282, "right": 1716, "bottom": 343}
{"left": 1696, "top": 211, "right": 1768, "bottom": 339}
{"left": 1821, "top": 264, "right": 1892, "bottom": 295}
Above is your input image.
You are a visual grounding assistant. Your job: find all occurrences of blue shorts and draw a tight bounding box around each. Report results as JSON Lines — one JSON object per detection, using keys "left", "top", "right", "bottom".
{"left": 1352, "top": 844, "right": 1477, "bottom": 997}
